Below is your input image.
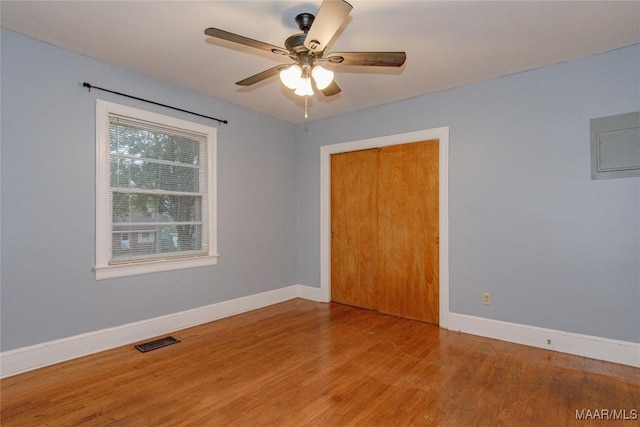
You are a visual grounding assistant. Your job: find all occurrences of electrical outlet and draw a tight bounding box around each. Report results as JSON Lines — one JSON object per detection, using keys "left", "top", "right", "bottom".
{"left": 482, "top": 292, "right": 491, "bottom": 305}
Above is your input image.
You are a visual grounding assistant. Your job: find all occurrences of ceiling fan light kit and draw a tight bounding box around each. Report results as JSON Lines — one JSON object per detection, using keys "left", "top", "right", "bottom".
{"left": 279, "top": 63, "right": 334, "bottom": 93}
{"left": 294, "top": 74, "right": 314, "bottom": 97}
{"left": 280, "top": 64, "right": 302, "bottom": 89}
{"left": 311, "top": 66, "right": 334, "bottom": 90}
{"left": 204, "top": 0, "right": 406, "bottom": 118}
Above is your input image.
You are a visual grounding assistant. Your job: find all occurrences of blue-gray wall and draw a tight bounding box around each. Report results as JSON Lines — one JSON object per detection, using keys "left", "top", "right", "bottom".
{"left": 2, "top": 27, "right": 638, "bottom": 352}
{"left": 296, "top": 44, "right": 640, "bottom": 343}
{"left": 1, "top": 29, "right": 297, "bottom": 351}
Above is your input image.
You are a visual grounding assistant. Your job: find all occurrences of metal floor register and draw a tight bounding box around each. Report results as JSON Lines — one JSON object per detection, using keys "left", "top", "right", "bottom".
{"left": 135, "top": 336, "right": 181, "bottom": 353}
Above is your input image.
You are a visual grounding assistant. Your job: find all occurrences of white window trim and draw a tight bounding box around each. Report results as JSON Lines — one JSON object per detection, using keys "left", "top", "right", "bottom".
{"left": 95, "top": 100, "right": 218, "bottom": 280}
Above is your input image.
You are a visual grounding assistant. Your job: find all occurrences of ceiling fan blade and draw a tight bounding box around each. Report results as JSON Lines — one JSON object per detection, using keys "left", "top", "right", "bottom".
{"left": 205, "top": 27, "right": 289, "bottom": 56}
{"left": 325, "top": 52, "right": 407, "bottom": 67}
{"left": 321, "top": 80, "right": 342, "bottom": 97}
{"left": 304, "top": 0, "right": 353, "bottom": 53}
{"left": 236, "top": 65, "right": 289, "bottom": 86}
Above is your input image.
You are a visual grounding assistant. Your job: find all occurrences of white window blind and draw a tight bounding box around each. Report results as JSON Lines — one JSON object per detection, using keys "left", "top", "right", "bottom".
{"left": 95, "top": 100, "right": 217, "bottom": 279}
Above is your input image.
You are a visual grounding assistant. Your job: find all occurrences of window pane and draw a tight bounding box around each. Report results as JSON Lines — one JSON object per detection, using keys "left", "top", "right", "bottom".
{"left": 112, "top": 193, "right": 202, "bottom": 223}
{"left": 110, "top": 157, "right": 134, "bottom": 188}
{"left": 110, "top": 158, "right": 199, "bottom": 193}
{"left": 158, "top": 195, "right": 202, "bottom": 222}
{"left": 111, "top": 224, "right": 204, "bottom": 259}
{"left": 158, "top": 136, "right": 199, "bottom": 165}
{"left": 109, "top": 123, "right": 200, "bottom": 165}
{"left": 157, "top": 163, "right": 199, "bottom": 192}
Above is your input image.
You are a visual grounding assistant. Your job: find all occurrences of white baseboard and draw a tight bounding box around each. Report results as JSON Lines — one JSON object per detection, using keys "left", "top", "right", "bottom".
{"left": 295, "top": 284, "right": 323, "bottom": 301}
{"left": 0, "top": 284, "right": 321, "bottom": 378}
{"left": 448, "top": 312, "right": 640, "bottom": 368}
{"left": 3, "top": 291, "right": 636, "bottom": 379}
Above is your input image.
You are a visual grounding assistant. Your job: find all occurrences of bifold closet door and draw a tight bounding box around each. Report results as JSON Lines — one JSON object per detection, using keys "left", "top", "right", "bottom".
{"left": 330, "top": 140, "right": 439, "bottom": 325}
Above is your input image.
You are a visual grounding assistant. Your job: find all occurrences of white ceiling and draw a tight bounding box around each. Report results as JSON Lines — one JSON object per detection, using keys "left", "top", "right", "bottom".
{"left": 2, "top": 1, "right": 639, "bottom": 124}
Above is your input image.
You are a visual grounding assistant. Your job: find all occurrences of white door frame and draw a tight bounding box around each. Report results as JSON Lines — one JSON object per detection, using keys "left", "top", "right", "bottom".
{"left": 319, "top": 127, "right": 450, "bottom": 328}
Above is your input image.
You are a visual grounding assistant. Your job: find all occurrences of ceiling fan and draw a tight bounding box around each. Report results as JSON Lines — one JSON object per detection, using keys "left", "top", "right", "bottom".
{"left": 204, "top": 0, "right": 406, "bottom": 117}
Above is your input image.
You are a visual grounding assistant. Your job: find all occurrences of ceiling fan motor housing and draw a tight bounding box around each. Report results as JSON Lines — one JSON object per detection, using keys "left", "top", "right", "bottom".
{"left": 285, "top": 33, "right": 308, "bottom": 55}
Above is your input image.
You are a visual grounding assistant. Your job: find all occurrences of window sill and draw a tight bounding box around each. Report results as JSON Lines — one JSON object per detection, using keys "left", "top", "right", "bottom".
{"left": 95, "top": 255, "right": 219, "bottom": 280}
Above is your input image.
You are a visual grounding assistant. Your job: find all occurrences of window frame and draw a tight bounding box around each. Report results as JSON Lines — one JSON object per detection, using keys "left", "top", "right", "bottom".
{"left": 95, "top": 99, "right": 218, "bottom": 280}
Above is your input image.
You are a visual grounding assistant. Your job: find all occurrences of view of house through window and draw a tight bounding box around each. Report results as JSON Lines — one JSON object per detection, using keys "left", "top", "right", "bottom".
{"left": 95, "top": 100, "right": 217, "bottom": 279}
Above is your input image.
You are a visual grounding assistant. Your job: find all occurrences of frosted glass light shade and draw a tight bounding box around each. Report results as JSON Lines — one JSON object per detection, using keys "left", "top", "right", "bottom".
{"left": 294, "top": 77, "right": 314, "bottom": 96}
{"left": 311, "top": 65, "right": 334, "bottom": 90}
{"left": 279, "top": 65, "right": 302, "bottom": 89}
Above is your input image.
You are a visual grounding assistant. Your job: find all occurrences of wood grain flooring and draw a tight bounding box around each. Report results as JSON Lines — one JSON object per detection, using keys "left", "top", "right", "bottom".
{"left": 2, "top": 299, "right": 639, "bottom": 426}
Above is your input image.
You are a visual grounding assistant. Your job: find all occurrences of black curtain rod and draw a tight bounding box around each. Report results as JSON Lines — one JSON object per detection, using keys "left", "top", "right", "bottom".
{"left": 82, "top": 82, "right": 228, "bottom": 125}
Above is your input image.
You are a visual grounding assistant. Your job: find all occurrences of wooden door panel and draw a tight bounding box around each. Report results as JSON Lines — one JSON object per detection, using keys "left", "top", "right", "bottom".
{"left": 330, "top": 149, "right": 378, "bottom": 310}
{"left": 376, "top": 140, "right": 439, "bottom": 323}
{"left": 330, "top": 140, "right": 439, "bottom": 325}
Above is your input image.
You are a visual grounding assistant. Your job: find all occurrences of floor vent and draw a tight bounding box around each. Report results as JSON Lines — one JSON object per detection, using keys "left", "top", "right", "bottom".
{"left": 135, "top": 336, "right": 180, "bottom": 353}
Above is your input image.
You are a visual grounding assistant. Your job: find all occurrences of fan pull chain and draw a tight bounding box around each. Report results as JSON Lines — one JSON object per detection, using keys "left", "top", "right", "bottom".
{"left": 304, "top": 96, "right": 309, "bottom": 119}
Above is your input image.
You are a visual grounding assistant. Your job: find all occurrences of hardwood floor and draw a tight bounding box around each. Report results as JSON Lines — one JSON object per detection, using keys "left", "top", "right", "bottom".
{"left": 2, "top": 299, "right": 639, "bottom": 426}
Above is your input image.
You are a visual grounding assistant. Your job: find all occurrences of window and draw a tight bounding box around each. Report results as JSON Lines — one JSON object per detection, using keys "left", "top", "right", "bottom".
{"left": 95, "top": 100, "right": 217, "bottom": 279}
{"left": 137, "top": 232, "right": 155, "bottom": 244}
{"left": 120, "top": 233, "right": 130, "bottom": 250}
